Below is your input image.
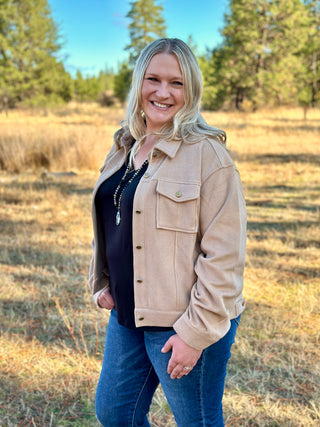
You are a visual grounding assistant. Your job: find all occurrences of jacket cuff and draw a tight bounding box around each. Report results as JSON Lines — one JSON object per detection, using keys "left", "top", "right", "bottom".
{"left": 173, "top": 313, "right": 231, "bottom": 351}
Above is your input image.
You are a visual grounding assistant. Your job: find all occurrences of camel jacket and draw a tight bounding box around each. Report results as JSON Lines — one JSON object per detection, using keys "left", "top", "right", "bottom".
{"left": 88, "top": 132, "right": 247, "bottom": 350}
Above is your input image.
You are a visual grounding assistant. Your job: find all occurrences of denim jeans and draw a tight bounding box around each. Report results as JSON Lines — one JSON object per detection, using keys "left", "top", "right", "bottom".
{"left": 95, "top": 309, "right": 240, "bottom": 427}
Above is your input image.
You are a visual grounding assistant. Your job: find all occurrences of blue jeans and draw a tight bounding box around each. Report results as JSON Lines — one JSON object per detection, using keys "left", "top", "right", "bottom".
{"left": 95, "top": 309, "right": 240, "bottom": 427}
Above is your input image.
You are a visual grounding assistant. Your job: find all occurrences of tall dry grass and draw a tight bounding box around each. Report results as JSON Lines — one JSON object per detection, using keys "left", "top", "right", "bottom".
{"left": 0, "top": 104, "right": 319, "bottom": 426}
{"left": 0, "top": 103, "right": 121, "bottom": 172}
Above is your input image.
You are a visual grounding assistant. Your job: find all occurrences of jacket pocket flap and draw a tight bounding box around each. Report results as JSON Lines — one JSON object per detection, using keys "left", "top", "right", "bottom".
{"left": 156, "top": 180, "right": 200, "bottom": 202}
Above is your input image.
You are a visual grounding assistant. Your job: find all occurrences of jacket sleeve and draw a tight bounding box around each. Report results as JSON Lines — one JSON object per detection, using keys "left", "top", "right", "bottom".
{"left": 173, "top": 163, "right": 247, "bottom": 350}
{"left": 88, "top": 239, "right": 96, "bottom": 295}
{"left": 88, "top": 239, "right": 109, "bottom": 306}
{"left": 88, "top": 143, "right": 118, "bottom": 305}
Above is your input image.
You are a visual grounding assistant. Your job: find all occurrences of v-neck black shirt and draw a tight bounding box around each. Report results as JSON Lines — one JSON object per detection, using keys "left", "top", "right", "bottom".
{"left": 95, "top": 160, "right": 147, "bottom": 328}
{"left": 95, "top": 160, "right": 173, "bottom": 331}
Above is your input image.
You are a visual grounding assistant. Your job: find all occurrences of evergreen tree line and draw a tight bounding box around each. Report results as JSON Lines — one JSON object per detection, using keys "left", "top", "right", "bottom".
{"left": 0, "top": 0, "right": 114, "bottom": 108}
{"left": 0, "top": 0, "right": 319, "bottom": 111}
{"left": 201, "top": 0, "right": 320, "bottom": 110}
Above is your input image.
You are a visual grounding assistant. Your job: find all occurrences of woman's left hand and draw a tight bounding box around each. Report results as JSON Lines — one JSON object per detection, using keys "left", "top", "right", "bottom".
{"left": 161, "top": 334, "right": 202, "bottom": 379}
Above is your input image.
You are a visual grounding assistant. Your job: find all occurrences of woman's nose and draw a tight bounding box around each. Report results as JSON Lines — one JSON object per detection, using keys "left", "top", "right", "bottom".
{"left": 156, "top": 82, "right": 169, "bottom": 98}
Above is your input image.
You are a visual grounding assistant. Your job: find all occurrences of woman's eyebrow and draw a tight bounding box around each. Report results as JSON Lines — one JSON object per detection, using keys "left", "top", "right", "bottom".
{"left": 145, "top": 72, "right": 183, "bottom": 80}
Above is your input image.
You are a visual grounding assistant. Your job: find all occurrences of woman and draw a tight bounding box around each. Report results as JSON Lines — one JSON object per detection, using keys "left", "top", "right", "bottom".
{"left": 88, "top": 38, "right": 246, "bottom": 427}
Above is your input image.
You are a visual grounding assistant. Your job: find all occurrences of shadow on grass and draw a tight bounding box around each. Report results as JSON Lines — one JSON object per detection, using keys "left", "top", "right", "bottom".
{"left": 246, "top": 197, "right": 319, "bottom": 213}
{"left": 246, "top": 199, "right": 319, "bottom": 211}
{"left": 239, "top": 153, "right": 320, "bottom": 165}
{"left": 0, "top": 242, "right": 89, "bottom": 271}
{"left": 247, "top": 247, "right": 319, "bottom": 279}
{"left": 265, "top": 116, "right": 320, "bottom": 123}
{"left": 0, "top": 179, "right": 93, "bottom": 198}
{"left": 247, "top": 219, "right": 318, "bottom": 232}
{"left": 226, "top": 121, "right": 320, "bottom": 133}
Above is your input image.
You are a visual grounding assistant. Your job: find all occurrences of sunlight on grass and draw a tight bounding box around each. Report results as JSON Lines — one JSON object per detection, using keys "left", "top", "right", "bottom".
{"left": 1, "top": 105, "right": 319, "bottom": 426}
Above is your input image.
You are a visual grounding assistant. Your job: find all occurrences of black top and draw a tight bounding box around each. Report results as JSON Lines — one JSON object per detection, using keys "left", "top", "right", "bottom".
{"left": 95, "top": 159, "right": 172, "bottom": 331}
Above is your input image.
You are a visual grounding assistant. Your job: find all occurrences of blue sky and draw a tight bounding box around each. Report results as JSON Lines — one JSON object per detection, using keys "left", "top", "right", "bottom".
{"left": 47, "top": 0, "right": 229, "bottom": 77}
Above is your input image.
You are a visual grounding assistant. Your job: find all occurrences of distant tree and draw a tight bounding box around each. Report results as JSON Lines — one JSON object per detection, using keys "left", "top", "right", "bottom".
{"left": 125, "top": 0, "right": 166, "bottom": 65}
{"left": 85, "top": 75, "right": 100, "bottom": 101}
{"left": 35, "top": 59, "right": 73, "bottom": 105}
{"left": 113, "top": 61, "right": 132, "bottom": 104}
{"left": 96, "top": 68, "right": 115, "bottom": 106}
{"left": 199, "top": 47, "right": 228, "bottom": 111}
{"left": 73, "top": 68, "right": 115, "bottom": 103}
{"left": 74, "top": 71, "right": 87, "bottom": 102}
{"left": 300, "top": 0, "right": 320, "bottom": 108}
{"left": 97, "top": 68, "right": 114, "bottom": 93}
{"left": 0, "top": 0, "right": 72, "bottom": 106}
{"left": 186, "top": 35, "right": 198, "bottom": 57}
{"left": 261, "top": 0, "right": 310, "bottom": 107}
{"left": 202, "top": 0, "right": 311, "bottom": 110}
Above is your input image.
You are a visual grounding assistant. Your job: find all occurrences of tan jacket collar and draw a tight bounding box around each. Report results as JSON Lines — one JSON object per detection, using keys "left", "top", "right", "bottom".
{"left": 154, "top": 138, "right": 182, "bottom": 158}
{"left": 117, "top": 129, "right": 182, "bottom": 159}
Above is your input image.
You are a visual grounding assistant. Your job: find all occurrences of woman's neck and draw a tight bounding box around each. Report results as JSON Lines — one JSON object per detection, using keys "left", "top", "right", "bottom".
{"left": 134, "top": 134, "right": 158, "bottom": 169}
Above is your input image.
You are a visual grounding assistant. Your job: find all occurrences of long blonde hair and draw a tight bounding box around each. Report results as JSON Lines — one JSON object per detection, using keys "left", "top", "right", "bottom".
{"left": 114, "top": 38, "right": 226, "bottom": 160}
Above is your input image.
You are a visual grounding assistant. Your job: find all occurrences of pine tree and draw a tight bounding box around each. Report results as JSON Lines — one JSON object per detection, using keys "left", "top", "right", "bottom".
{"left": 125, "top": 0, "right": 166, "bottom": 65}
{"left": 300, "top": 0, "right": 320, "bottom": 108}
{"left": 74, "top": 71, "right": 87, "bottom": 102}
{"left": 97, "top": 68, "right": 114, "bottom": 93}
{"left": 0, "top": 0, "right": 72, "bottom": 106}
{"left": 113, "top": 61, "right": 132, "bottom": 103}
{"left": 199, "top": 48, "right": 228, "bottom": 110}
{"left": 262, "top": 0, "right": 310, "bottom": 106}
{"left": 202, "top": 0, "right": 311, "bottom": 110}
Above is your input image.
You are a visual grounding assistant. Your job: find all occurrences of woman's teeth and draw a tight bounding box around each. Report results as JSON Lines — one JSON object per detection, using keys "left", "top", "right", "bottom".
{"left": 153, "top": 101, "right": 170, "bottom": 108}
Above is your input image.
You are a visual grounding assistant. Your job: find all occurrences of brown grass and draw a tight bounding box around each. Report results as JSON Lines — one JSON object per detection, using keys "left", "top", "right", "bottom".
{"left": 0, "top": 104, "right": 319, "bottom": 426}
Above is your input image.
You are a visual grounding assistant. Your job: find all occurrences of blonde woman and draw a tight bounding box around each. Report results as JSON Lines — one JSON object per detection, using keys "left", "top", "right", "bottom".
{"left": 89, "top": 38, "right": 247, "bottom": 427}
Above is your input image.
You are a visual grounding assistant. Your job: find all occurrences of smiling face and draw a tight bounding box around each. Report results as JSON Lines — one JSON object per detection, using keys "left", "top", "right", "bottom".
{"left": 141, "top": 53, "right": 185, "bottom": 133}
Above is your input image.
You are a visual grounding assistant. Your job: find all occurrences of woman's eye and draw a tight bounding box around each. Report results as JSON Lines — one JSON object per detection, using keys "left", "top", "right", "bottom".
{"left": 147, "top": 77, "right": 158, "bottom": 82}
{"left": 172, "top": 81, "right": 183, "bottom": 86}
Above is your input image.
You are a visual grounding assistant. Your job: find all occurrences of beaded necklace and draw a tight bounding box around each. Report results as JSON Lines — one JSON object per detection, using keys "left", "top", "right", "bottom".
{"left": 113, "top": 159, "right": 149, "bottom": 225}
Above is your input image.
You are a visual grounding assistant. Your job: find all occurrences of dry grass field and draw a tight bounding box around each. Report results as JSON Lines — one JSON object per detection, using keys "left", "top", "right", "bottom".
{"left": 0, "top": 104, "right": 319, "bottom": 426}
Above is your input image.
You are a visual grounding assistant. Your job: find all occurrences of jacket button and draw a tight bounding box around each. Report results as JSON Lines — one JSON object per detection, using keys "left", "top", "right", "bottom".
{"left": 175, "top": 191, "right": 182, "bottom": 198}
{"left": 144, "top": 173, "right": 150, "bottom": 178}
{"left": 135, "top": 209, "right": 142, "bottom": 214}
{"left": 137, "top": 279, "right": 143, "bottom": 283}
{"left": 138, "top": 317, "right": 144, "bottom": 321}
{"left": 136, "top": 245, "right": 142, "bottom": 249}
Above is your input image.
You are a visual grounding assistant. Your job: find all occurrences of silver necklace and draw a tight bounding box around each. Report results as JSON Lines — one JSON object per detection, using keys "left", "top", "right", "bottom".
{"left": 113, "top": 159, "right": 148, "bottom": 225}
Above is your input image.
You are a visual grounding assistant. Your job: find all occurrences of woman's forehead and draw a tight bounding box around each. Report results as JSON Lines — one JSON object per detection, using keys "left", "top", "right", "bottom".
{"left": 145, "top": 53, "right": 182, "bottom": 76}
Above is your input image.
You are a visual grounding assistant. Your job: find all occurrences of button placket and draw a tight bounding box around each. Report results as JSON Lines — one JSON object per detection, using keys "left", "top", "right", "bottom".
{"left": 133, "top": 162, "right": 156, "bottom": 315}
{"left": 134, "top": 205, "right": 144, "bottom": 287}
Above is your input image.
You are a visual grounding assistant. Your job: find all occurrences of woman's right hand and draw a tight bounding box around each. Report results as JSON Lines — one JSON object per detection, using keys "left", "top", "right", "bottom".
{"left": 98, "top": 288, "right": 115, "bottom": 310}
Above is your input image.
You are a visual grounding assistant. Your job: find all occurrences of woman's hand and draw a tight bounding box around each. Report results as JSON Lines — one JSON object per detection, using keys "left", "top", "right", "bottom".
{"left": 98, "top": 288, "right": 115, "bottom": 310}
{"left": 161, "top": 334, "right": 202, "bottom": 379}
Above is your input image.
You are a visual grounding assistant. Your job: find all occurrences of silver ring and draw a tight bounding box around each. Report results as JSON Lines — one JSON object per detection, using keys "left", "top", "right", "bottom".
{"left": 183, "top": 366, "right": 192, "bottom": 371}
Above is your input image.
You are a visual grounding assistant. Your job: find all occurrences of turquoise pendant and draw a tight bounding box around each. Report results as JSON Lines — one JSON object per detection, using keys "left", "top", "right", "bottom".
{"left": 116, "top": 210, "right": 121, "bottom": 226}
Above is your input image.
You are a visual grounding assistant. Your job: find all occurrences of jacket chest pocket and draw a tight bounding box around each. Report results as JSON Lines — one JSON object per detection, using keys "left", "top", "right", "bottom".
{"left": 156, "top": 180, "right": 200, "bottom": 233}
